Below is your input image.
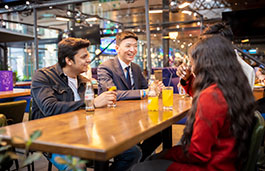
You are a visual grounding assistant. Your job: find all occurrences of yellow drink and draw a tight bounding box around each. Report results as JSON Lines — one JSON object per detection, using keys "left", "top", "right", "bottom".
{"left": 162, "top": 110, "right": 173, "bottom": 121}
{"left": 162, "top": 87, "right": 173, "bottom": 110}
{"left": 148, "top": 111, "right": 159, "bottom": 124}
{"left": 148, "top": 96, "right": 159, "bottom": 111}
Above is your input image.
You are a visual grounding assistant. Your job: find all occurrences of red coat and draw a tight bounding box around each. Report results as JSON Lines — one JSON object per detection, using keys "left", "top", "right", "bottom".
{"left": 164, "top": 84, "right": 237, "bottom": 171}
{"left": 181, "top": 76, "right": 194, "bottom": 96}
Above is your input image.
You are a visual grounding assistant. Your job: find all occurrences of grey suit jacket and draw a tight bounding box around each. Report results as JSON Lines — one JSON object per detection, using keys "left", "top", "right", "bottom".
{"left": 97, "top": 57, "right": 148, "bottom": 100}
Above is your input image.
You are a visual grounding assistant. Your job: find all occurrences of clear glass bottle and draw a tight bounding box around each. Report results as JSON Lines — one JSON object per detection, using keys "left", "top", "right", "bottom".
{"left": 147, "top": 85, "right": 158, "bottom": 111}
{"left": 85, "top": 82, "right": 95, "bottom": 112}
{"left": 148, "top": 74, "right": 156, "bottom": 87}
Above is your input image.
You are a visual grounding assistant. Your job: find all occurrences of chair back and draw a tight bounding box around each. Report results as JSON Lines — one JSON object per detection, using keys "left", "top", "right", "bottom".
{"left": 243, "top": 111, "right": 265, "bottom": 171}
{"left": 28, "top": 98, "right": 33, "bottom": 121}
{"left": 0, "top": 114, "right": 7, "bottom": 127}
{"left": 0, "top": 100, "right": 27, "bottom": 125}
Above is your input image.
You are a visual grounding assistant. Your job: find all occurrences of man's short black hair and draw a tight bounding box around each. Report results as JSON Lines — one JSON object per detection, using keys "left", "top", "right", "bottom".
{"left": 58, "top": 37, "right": 90, "bottom": 68}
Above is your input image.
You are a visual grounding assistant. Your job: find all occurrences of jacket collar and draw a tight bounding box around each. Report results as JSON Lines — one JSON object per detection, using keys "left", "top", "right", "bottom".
{"left": 55, "top": 63, "right": 86, "bottom": 87}
{"left": 114, "top": 57, "right": 132, "bottom": 89}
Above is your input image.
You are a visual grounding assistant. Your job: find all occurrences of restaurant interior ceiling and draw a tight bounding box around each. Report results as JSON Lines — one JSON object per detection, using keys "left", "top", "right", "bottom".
{"left": 0, "top": 0, "right": 265, "bottom": 47}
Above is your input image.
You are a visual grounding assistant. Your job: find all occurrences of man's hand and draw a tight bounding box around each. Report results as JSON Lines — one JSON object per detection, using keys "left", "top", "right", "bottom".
{"left": 176, "top": 63, "right": 191, "bottom": 81}
{"left": 94, "top": 91, "right": 117, "bottom": 108}
{"left": 147, "top": 80, "right": 164, "bottom": 96}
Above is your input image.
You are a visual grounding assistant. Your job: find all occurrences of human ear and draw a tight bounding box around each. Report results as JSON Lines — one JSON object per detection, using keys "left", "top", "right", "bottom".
{"left": 65, "top": 57, "right": 72, "bottom": 66}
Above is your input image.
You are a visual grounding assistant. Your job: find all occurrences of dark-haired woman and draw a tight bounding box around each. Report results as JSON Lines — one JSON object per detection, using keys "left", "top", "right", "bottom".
{"left": 131, "top": 35, "right": 256, "bottom": 171}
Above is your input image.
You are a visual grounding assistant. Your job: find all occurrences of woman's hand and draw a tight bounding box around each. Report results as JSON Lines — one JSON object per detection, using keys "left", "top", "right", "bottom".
{"left": 176, "top": 63, "right": 191, "bottom": 81}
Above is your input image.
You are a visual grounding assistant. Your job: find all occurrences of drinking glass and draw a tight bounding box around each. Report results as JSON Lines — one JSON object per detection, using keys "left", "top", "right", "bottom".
{"left": 107, "top": 86, "right": 117, "bottom": 108}
{"left": 162, "top": 86, "right": 173, "bottom": 110}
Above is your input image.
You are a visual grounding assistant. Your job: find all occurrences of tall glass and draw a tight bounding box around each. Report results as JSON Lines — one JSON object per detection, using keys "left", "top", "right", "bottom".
{"left": 162, "top": 86, "right": 173, "bottom": 110}
{"left": 148, "top": 96, "right": 159, "bottom": 111}
{"left": 107, "top": 86, "right": 117, "bottom": 108}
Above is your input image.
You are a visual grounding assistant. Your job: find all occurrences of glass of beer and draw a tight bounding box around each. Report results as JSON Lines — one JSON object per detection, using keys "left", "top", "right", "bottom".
{"left": 107, "top": 86, "right": 117, "bottom": 108}
{"left": 162, "top": 86, "right": 173, "bottom": 110}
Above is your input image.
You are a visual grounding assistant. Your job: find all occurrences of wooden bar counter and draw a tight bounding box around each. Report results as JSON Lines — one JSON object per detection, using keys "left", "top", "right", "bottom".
{"left": 0, "top": 95, "right": 191, "bottom": 162}
{"left": 0, "top": 88, "right": 31, "bottom": 99}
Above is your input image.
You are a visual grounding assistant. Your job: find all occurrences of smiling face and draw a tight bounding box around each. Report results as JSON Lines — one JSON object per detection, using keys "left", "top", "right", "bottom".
{"left": 67, "top": 48, "right": 90, "bottom": 75}
{"left": 116, "top": 38, "right": 138, "bottom": 65}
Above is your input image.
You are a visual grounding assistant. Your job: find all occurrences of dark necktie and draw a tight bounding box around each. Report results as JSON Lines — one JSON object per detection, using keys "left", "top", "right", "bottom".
{"left": 125, "top": 66, "right": 132, "bottom": 89}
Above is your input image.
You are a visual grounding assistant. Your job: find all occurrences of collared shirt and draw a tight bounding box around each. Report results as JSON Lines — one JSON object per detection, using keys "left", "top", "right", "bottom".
{"left": 118, "top": 57, "right": 134, "bottom": 87}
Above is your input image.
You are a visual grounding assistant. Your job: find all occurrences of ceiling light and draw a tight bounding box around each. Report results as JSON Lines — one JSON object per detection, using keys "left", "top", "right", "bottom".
{"left": 56, "top": 16, "right": 70, "bottom": 22}
{"left": 49, "top": 6, "right": 53, "bottom": 9}
{"left": 170, "top": 0, "right": 179, "bottom": 13}
{"left": 67, "top": 11, "right": 71, "bottom": 16}
{"left": 182, "top": 10, "right": 192, "bottom": 15}
{"left": 197, "top": 22, "right": 201, "bottom": 26}
{"left": 85, "top": 17, "right": 97, "bottom": 22}
{"left": 26, "top": 1, "right": 30, "bottom": 5}
{"left": 157, "top": 27, "right": 160, "bottom": 31}
{"left": 4, "top": 5, "right": 8, "bottom": 9}
{"left": 179, "top": 2, "right": 191, "bottom": 9}
{"left": 169, "top": 32, "right": 178, "bottom": 39}
{"left": 176, "top": 25, "right": 180, "bottom": 29}
{"left": 98, "top": 3, "right": 102, "bottom": 7}
{"left": 149, "top": 10, "right": 163, "bottom": 14}
{"left": 189, "top": 34, "right": 192, "bottom": 37}
{"left": 241, "top": 39, "right": 249, "bottom": 43}
{"left": 95, "top": 49, "right": 101, "bottom": 55}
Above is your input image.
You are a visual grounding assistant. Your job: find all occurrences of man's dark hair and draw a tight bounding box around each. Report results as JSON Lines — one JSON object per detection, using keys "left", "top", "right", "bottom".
{"left": 202, "top": 22, "right": 234, "bottom": 41}
{"left": 116, "top": 31, "right": 138, "bottom": 46}
{"left": 58, "top": 37, "right": 90, "bottom": 68}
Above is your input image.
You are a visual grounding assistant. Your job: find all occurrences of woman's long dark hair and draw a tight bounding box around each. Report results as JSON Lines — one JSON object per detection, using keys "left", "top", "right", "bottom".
{"left": 181, "top": 35, "right": 256, "bottom": 168}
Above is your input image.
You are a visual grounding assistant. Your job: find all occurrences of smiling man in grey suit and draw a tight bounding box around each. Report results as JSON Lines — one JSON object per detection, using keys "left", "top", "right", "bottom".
{"left": 98, "top": 31, "right": 164, "bottom": 161}
{"left": 97, "top": 31, "right": 148, "bottom": 100}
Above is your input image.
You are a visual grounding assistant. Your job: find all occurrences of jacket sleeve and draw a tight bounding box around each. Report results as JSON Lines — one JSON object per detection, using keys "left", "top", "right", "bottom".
{"left": 97, "top": 64, "right": 142, "bottom": 100}
{"left": 164, "top": 88, "right": 228, "bottom": 164}
{"left": 31, "top": 70, "right": 84, "bottom": 117}
{"left": 180, "top": 75, "right": 194, "bottom": 96}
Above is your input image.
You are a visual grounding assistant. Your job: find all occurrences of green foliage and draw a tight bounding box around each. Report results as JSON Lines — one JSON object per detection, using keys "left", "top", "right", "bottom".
{"left": 0, "top": 129, "right": 42, "bottom": 170}
{"left": 22, "top": 152, "right": 42, "bottom": 167}
{"left": 55, "top": 155, "right": 87, "bottom": 171}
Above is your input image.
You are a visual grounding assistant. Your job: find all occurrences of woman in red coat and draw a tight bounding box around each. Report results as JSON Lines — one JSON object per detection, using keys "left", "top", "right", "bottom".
{"left": 131, "top": 35, "right": 256, "bottom": 171}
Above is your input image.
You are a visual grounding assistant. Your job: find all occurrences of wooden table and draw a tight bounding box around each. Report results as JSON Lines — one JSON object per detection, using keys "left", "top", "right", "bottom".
{"left": 253, "top": 87, "right": 265, "bottom": 101}
{"left": 0, "top": 88, "right": 31, "bottom": 99}
{"left": 0, "top": 94, "right": 192, "bottom": 170}
{"left": 15, "top": 81, "right": 31, "bottom": 87}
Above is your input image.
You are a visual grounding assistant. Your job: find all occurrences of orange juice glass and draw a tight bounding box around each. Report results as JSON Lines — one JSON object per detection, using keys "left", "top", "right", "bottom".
{"left": 148, "top": 96, "right": 159, "bottom": 111}
{"left": 107, "top": 86, "right": 117, "bottom": 108}
{"left": 162, "top": 86, "right": 173, "bottom": 110}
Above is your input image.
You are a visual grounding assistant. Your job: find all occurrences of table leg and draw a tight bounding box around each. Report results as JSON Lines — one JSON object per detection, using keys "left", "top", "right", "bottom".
{"left": 162, "top": 126, "right": 172, "bottom": 149}
{"left": 94, "top": 160, "right": 109, "bottom": 171}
